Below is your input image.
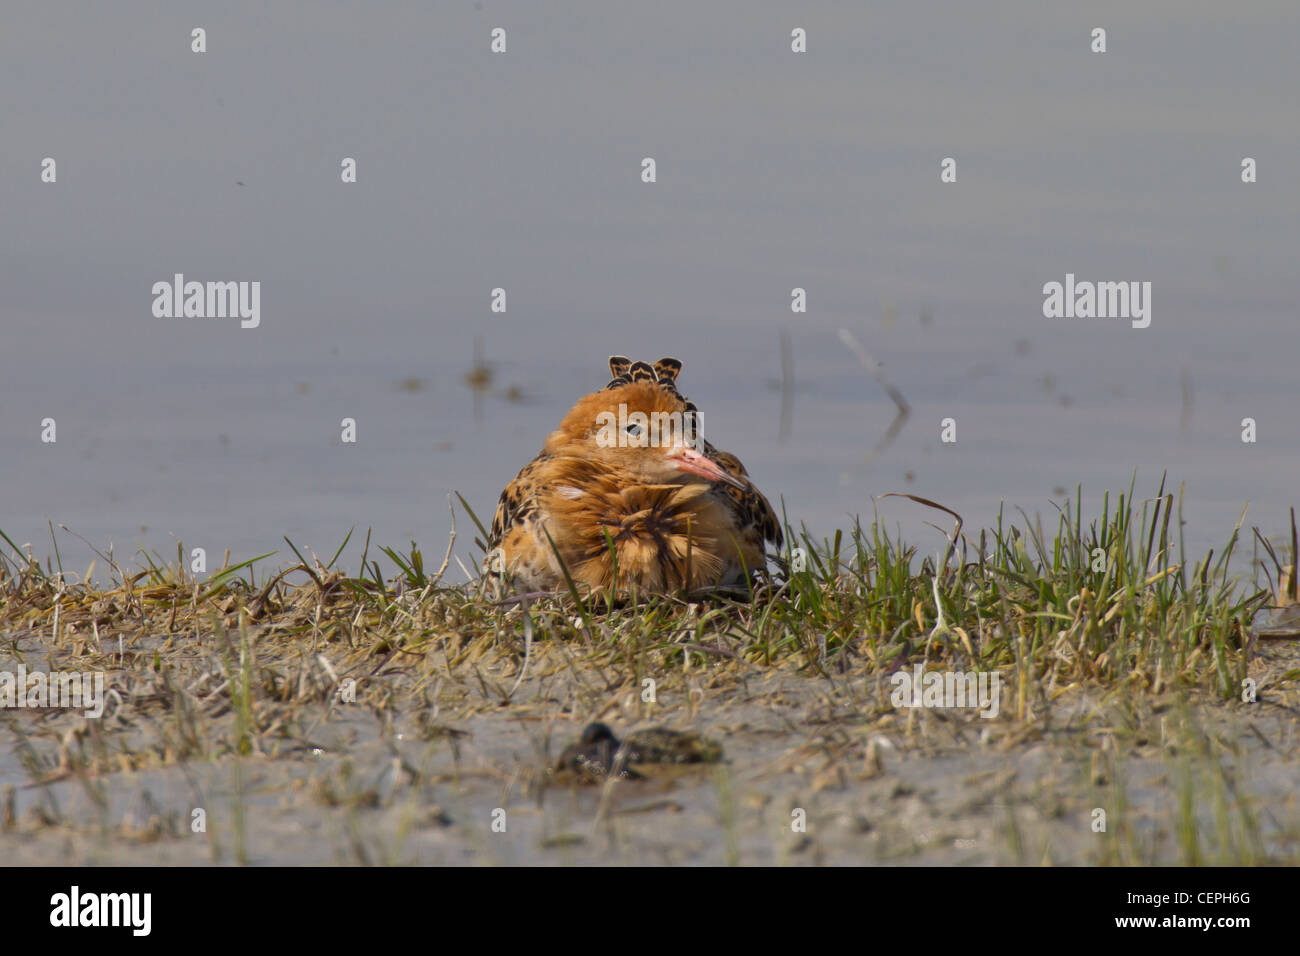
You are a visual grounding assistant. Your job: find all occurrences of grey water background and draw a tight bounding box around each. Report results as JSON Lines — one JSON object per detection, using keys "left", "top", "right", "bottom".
{"left": 2, "top": 1, "right": 1297, "bottom": 583}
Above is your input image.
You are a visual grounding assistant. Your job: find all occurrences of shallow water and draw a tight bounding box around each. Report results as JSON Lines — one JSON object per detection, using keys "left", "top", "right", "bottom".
{"left": 3, "top": 1, "right": 1298, "bottom": 579}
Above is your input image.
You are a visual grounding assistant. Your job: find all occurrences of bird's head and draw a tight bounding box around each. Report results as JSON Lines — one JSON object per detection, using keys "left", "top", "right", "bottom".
{"left": 544, "top": 380, "right": 746, "bottom": 491}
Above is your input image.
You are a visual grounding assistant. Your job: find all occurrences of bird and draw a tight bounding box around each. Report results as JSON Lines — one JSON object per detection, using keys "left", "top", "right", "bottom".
{"left": 487, "top": 356, "right": 782, "bottom": 594}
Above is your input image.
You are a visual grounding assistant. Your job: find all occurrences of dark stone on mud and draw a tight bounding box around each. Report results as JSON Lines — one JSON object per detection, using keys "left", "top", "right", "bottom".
{"left": 552, "top": 722, "right": 723, "bottom": 783}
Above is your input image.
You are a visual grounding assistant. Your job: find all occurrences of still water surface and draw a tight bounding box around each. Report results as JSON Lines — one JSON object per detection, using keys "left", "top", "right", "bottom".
{"left": 3, "top": 2, "right": 1297, "bottom": 579}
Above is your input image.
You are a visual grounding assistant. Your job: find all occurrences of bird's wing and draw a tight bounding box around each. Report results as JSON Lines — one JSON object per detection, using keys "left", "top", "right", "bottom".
{"left": 488, "top": 452, "right": 550, "bottom": 548}
{"left": 702, "top": 441, "right": 784, "bottom": 550}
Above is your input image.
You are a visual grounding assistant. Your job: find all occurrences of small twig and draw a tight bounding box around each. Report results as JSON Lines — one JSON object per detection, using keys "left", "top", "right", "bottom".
{"left": 429, "top": 495, "right": 457, "bottom": 587}
{"left": 838, "top": 328, "right": 911, "bottom": 468}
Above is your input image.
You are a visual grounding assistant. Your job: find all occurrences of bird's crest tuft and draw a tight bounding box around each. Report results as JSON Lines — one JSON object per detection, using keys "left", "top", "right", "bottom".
{"left": 605, "top": 356, "right": 695, "bottom": 419}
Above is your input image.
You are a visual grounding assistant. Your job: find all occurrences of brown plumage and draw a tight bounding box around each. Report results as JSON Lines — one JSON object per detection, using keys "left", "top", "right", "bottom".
{"left": 487, "top": 356, "right": 782, "bottom": 593}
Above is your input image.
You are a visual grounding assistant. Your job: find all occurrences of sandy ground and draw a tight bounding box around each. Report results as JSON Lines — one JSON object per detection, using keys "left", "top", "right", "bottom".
{"left": 2, "top": 624, "right": 1298, "bottom": 866}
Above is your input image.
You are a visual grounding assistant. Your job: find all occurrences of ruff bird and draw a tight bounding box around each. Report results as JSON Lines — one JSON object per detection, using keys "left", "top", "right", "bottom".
{"left": 487, "top": 356, "right": 782, "bottom": 593}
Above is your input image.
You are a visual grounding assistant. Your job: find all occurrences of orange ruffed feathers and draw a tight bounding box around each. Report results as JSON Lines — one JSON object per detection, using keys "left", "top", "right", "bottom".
{"left": 487, "top": 356, "right": 782, "bottom": 593}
